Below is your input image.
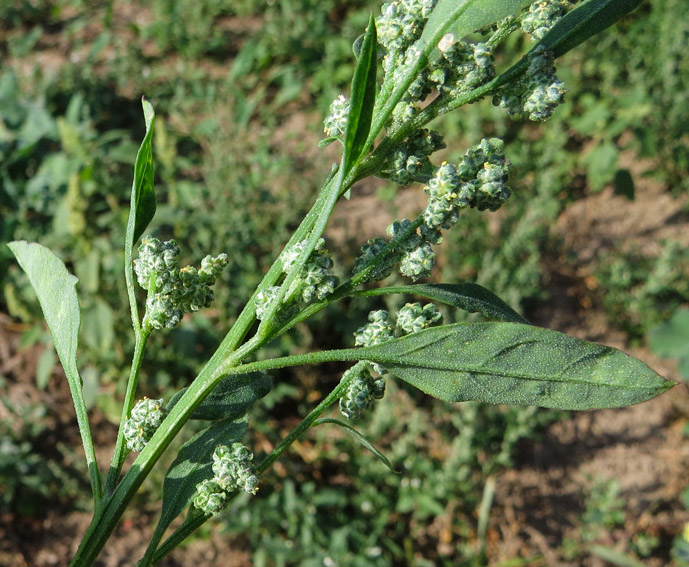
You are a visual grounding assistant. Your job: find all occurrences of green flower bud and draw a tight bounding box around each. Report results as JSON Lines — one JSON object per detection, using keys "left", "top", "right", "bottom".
{"left": 193, "top": 479, "right": 227, "bottom": 516}
{"left": 396, "top": 302, "right": 443, "bottom": 334}
{"left": 123, "top": 397, "right": 166, "bottom": 452}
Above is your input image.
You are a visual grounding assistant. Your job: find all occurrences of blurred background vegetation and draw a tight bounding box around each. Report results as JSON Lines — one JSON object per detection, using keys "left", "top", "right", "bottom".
{"left": 1, "top": 0, "right": 688, "bottom": 566}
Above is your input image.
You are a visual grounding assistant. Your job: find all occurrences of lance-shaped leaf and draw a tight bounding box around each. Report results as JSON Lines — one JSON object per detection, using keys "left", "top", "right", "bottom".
{"left": 126, "top": 97, "right": 156, "bottom": 247}
{"left": 419, "top": 0, "right": 531, "bottom": 54}
{"left": 355, "top": 322, "right": 674, "bottom": 410}
{"left": 313, "top": 418, "right": 398, "bottom": 472}
{"left": 147, "top": 417, "right": 248, "bottom": 558}
{"left": 343, "top": 15, "right": 377, "bottom": 173}
{"left": 539, "top": 0, "right": 643, "bottom": 59}
{"left": 166, "top": 371, "right": 272, "bottom": 420}
{"left": 354, "top": 283, "right": 529, "bottom": 324}
{"left": 7, "top": 241, "right": 101, "bottom": 497}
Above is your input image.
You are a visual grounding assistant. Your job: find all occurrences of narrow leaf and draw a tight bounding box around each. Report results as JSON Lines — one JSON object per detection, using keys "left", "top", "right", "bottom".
{"left": 419, "top": 0, "right": 531, "bottom": 54}
{"left": 7, "top": 241, "right": 101, "bottom": 498}
{"left": 8, "top": 242, "right": 81, "bottom": 381}
{"left": 343, "top": 15, "right": 377, "bottom": 173}
{"left": 313, "top": 417, "right": 398, "bottom": 472}
{"left": 149, "top": 418, "right": 248, "bottom": 556}
{"left": 354, "top": 283, "right": 529, "bottom": 324}
{"left": 128, "top": 97, "right": 156, "bottom": 246}
{"left": 166, "top": 371, "right": 272, "bottom": 420}
{"left": 539, "top": 0, "right": 643, "bottom": 59}
{"left": 355, "top": 322, "right": 674, "bottom": 410}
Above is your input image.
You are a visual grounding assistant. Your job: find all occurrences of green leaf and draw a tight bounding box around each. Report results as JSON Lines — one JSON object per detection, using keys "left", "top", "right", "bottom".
{"left": 166, "top": 371, "right": 272, "bottom": 420}
{"left": 127, "top": 97, "right": 156, "bottom": 246}
{"left": 537, "top": 0, "right": 643, "bottom": 59}
{"left": 8, "top": 241, "right": 83, "bottom": 400}
{"left": 589, "top": 545, "right": 645, "bottom": 567}
{"left": 354, "top": 283, "right": 529, "bottom": 324}
{"left": 343, "top": 15, "right": 377, "bottom": 173}
{"left": 313, "top": 418, "right": 398, "bottom": 472}
{"left": 148, "top": 418, "right": 248, "bottom": 558}
{"left": 7, "top": 241, "right": 101, "bottom": 499}
{"left": 355, "top": 322, "right": 674, "bottom": 409}
{"left": 419, "top": 0, "right": 531, "bottom": 54}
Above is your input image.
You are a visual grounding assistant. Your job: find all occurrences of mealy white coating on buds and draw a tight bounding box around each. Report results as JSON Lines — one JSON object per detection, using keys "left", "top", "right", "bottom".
{"left": 339, "top": 361, "right": 386, "bottom": 420}
{"left": 493, "top": 46, "right": 567, "bottom": 121}
{"left": 123, "top": 397, "right": 166, "bottom": 453}
{"left": 282, "top": 239, "right": 339, "bottom": 303}
{"left": 382, "top": 129, "right": 445, "bottom": 186}
{"left": 377, "top": 0, "right": 437, "bottom": 75}
{"left": 254, "top": 286, "right": 281, "bottom": 321}
{"left": 353, "top": 237, "right": 398, "bottom": 283}
{"left": 396, "top": 302, "right": 443, "bottom": 334}
{"left": 193, "top": 443, "right": 260, "bottom": 516}
{"left": 430, "top": 39, "right": 496, "bottom": 99}
{"left": 354, "top": 310, "right": 394, "bottom": 347}
{"left": 212, "top": 443, "right": 260, "bottom": 495}
{"left": 399, "top": 241, "right": 435, "bottom": 280}
{"left": 134, "top": 236, "right": 228, "bottom": 330}
{"left": 521, "top": 0, "right": 573, "bottom": 41}
{"left": 323, "top": 94, "right": 350, "bottom": 138}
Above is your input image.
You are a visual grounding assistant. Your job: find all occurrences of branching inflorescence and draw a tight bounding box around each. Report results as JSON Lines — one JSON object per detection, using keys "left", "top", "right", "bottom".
{"left": 8, "top": 2, "right": 671, "bottom": 566}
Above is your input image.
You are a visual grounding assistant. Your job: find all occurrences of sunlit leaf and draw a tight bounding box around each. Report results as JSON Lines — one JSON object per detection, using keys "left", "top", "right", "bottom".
{"left": 127, "top": 97, "right": 156, "bottom": 246}
{"left": 355, "top": 322, "right": 673, "bottom": 409}
{"left": 343, "top": 15, "right": 377, "bottom": 173}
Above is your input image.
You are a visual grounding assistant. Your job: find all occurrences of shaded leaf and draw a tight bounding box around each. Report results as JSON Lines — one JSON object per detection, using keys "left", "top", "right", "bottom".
{"left": 354, "top": 283, "right": 529, "bottom": 324}
{"left": 355, "top": 322, "right": 673, "bottom": 409}
{"left": 166, "top": 371, "right": 272, "bottom": 420}
{"left": 149, "top": 418, "right": 248, "bottom": 556}
{"left": 343, "top": 15, "right": 377, "bottom": 173}
{"left": 313, "top": 418, "right": 398, "bottom": 472}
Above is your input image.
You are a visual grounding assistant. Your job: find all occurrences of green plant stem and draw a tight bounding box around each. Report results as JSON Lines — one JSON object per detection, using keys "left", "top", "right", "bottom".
{"left": 105, "top": 326, "right": 151, "bottom": 495}
{"left": 150, "top": 381, "right": 348, "bottom": 566}
{"left": 71, "top": 335, "right": 261, "bottom": 567}
{"left": 150, "top": 510, "right": 213, "bottom": 565}
{"left": 263, "top": 215, "right": 426, "bottom": 342}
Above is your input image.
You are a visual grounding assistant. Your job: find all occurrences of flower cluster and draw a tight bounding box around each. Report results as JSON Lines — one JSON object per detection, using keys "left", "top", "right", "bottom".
{"left": 396, "top": 302, "right": 442, "bottom": 334}
{"left": 377, "top": 0, "right": 437, "bottom": 73}
{"left": 341, "top": 303, "right": 442, "bottom": 419}
{"left": 521, "top": 0, "right": 573, "bottom": 41}
{"left": 255, "top": 239, "right": 339, "bottom": 322}
{"left": 354, "top": 309, "right": 395, "bottom": 347}
{"left": 381, "top": 128, "right": 445, "bottom": 186}
{"left": 339, "top": 361, "right": 386, "bottom": 420}
{"left": 193, "top": 443, "right": 260, "bottom": 516}
{"left": 323, "top": 94, "right": 350, "bottom": 138}
{"left": 493, "top": 46, "right": 567, "bottom": 121}
{"left": 123, "top": 397, "right": 166, "bottom": 452}
{"left": 281, "top": 239, "right": 339, "bottom": 303}
{"left": 430, "top": 37, "right": 495, "bottom": 99}
{"left": 134, "top": 236, "right": 228, "bottom": 329}
{"left": 355, "top": 138, "right": 510, "bottom": 283}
